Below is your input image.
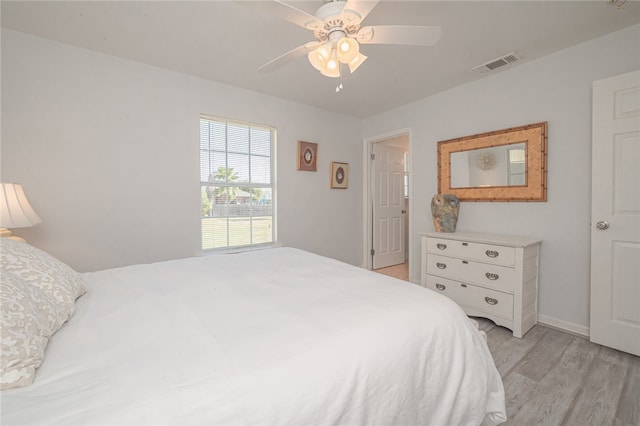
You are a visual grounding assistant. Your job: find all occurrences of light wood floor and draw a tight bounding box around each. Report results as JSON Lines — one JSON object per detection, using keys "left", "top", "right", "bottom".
{"left": 475, "top": 317, "right": 640, "bottom": 426}
{"left": 373, "top": 262, "right": 409, "bottom": 281}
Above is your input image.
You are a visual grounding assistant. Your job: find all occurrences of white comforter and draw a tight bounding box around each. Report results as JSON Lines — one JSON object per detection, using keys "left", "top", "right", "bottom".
{"left": 2, "top": 247, "right": 506, "bottom": 425}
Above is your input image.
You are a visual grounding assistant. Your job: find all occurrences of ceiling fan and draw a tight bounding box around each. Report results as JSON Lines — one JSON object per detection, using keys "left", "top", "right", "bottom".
{"left": 255, "top": 0, "right": 442, "bottom": 90}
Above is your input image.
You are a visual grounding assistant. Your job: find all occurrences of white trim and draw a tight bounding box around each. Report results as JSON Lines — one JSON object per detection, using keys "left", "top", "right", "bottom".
{"left": 362, "top": 128, "right": 414, "bottom": 280}
{"left": 537, "top": 314, "right": 590, "bottom": 338}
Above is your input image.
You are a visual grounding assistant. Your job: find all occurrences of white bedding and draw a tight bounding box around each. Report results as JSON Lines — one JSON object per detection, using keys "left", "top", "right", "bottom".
{"left": 1, "top": 247, "right": 506, "bottom": 425}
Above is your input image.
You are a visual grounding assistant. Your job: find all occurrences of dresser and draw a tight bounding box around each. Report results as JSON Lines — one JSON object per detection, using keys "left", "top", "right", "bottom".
{"left": 421, "top": 232, "right": 541, "bottom": 338}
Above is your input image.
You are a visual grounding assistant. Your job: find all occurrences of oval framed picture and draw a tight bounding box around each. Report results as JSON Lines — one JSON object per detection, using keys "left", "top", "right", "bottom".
{"left": 330, "top": 161, "right": 349, "bottom": 189}
{"left": 297, "top": 141, "right": 318, "bottom": 171}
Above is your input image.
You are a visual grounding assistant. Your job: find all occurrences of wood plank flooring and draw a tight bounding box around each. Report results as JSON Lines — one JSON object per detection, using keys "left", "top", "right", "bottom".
{"left": 373, "top": 262, "right": 409, "bottom": 281}
{"left": 475, "top": 318, "right": 640, "bottom": 426}
{"left": 369, "top": 266, "right": 638, "bottom": 424}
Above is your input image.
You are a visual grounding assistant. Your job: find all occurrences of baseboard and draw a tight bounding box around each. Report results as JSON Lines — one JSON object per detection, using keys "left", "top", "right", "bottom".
{"left": 537, "top": 314, "right": 590, "bottom": 338}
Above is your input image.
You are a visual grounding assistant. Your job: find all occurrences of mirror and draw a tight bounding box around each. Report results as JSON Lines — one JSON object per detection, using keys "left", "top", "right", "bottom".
{"left": 450, "top": 142, "right": 527, "bottom": 188}
{"left": 438, "top": 122, "right": 547, "bottom": 201}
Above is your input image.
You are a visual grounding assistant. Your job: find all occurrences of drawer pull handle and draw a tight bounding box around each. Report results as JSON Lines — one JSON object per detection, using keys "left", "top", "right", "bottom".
{"left": 486, "top": 250, "right": 499, "bottom": 258}
{"left": 435, "top": 284, "right": 446, "bottom": 291}
{"left": 485, "top": 297, "right": 498, "bottom": 305}
{"left": 436, "top": 243, "right": 447, "bottom": 250}
{"left": 460, "top": 283, "right": 467, "bottom": 288}
{"left": 462, "top": 260, "right": 468, "bottom": 264}
{"left": 436, "top": 262, "right": 447, "bottom": 269}
{"left": 486, "top": 272, "right": 499, "bottom": 280}
{"left": 462, "top": 242, "right": 469, "bottom": 246}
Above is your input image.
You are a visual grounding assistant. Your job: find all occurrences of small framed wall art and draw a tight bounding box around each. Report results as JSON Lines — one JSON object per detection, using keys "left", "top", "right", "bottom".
{"left": 297, "top": 141, "right": 318, "bottom": 171}
{"left": 330, "top": 162, "right": 349, "bottom": 189}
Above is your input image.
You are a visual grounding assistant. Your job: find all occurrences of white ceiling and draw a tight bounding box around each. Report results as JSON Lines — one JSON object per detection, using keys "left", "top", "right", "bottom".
{"left": 2, "top": 1, "right": 639, "bottom": 118}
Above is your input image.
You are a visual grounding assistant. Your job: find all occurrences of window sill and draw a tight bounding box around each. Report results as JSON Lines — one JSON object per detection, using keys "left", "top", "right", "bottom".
{"left": 199, "top": 242, "right": 281, "bottom": 256}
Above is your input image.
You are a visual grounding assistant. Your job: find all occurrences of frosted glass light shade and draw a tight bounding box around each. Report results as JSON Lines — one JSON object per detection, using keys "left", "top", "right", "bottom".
{"left": 308, "top": 42, "right": 333, "bottom": 72}
{"left": 320, "top": 49, "right": 340, "bottom": 77}
{"left": 308, "top": 50, "right": 325, "bottom": 72}
{"left": 348, "top": 52, "right": 368, "bottom": 73}
{"left": 320, "top": 64, "right": 340, "bottom": 78}
{"left": 320, "top": 51, "right": 340, "bottom": 78}
{"left": 0, "top": 183, "right": 42, "bottom": 228}
{"left": 336, "top": 37, "right": 359, "bottom": 63}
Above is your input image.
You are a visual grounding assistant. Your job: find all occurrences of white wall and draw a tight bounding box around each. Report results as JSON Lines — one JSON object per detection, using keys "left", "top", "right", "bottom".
{"left": 3, "top": 24, "right": 639, "bottom": 333}
{"left": 1, "top": 29, "right": 363, "bottom": 272}
{"left": 363, "top": 24, "right": 640, "bottom": 333}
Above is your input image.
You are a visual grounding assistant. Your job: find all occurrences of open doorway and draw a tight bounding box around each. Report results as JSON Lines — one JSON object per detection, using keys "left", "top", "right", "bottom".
{"left": 364, "top": 131, "right": 411, "bottom": 282}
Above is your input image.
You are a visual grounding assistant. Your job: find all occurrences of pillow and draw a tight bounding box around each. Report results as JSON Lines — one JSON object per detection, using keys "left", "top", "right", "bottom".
{"left": 0, "top": 238, "right": 86, "bottom": 314}
{"left": 0, "top": 270, "right": 68, "bottom": 389}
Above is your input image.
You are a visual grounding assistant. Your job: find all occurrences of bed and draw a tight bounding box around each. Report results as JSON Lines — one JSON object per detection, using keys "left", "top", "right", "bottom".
{"left": 1, "top": 240, "right": 506, "bottom": 425}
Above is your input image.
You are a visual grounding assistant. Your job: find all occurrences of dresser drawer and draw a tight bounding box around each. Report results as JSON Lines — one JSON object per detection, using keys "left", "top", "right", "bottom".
{"left": 426, "top": 274, "right": 514, "bottom": 320}
{"left": 460, "top": 285, "right": 514, "bottom": 320}
{"left": 425, "top": 275, "right": 463, "bottom": 299}
{"left": 425, "top": 253, "right": 515, "bottom": 293}
{"left": 426, "top": 237, "right": 515, "bottom": 267}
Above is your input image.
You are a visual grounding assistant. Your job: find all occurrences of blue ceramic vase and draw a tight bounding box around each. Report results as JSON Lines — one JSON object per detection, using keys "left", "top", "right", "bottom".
{"left": 431, "top": 194, "right": 460, "bottom": 233}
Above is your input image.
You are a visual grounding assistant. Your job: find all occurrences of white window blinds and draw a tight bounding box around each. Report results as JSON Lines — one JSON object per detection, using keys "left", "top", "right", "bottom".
{"left": 200, "top": 116, "right": 275, "bottom": 250}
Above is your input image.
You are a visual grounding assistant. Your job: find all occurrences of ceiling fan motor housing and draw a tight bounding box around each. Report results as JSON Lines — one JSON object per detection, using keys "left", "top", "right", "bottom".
{"left": 311, "top": 0, "right": 361, "bottom": 43}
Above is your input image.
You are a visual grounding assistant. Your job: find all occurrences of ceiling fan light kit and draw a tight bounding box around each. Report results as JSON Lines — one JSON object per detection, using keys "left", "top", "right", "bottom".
{"left": 308, "top": 36, "right": 363, "bottom": 79}
{"left": 258, "top": 0, "right": 442, "bottom": 91}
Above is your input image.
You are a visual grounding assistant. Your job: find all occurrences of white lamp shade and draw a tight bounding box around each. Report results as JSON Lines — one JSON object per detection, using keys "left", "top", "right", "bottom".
{"left": 308, "top": 50, "right": 326, "bottom": 72}
{"left": 308, "top": 42, "right": 332, "bottom": 72}
{"left": 320, "top": 49, "right": 341, "bottom": 78}
{"left": 348, "top": 52, "right": 368, "bottom": 73}
{"left": 0, "top": 183, "right": 42, "bottom": 228}
{"left": 320, "top": 59, "right": 340, "bottom": 78}
{"left": 336, "top": 37, "right": 359, "bottom": 64}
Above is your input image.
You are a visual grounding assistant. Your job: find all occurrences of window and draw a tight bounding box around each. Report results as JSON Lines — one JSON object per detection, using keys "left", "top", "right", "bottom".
{"left": 200, "top": 115, "right": 275, "bottom": 250}
{"left": 507, "top": 147, "right": 526, "bottom": 186}
{"left": 403, "top": 151, "right": 409, "bottom": 198}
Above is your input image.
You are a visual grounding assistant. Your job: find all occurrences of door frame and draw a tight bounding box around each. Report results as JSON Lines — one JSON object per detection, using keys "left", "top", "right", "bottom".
{"left": 362, "top": 128, "right": 414, "bottom": 279}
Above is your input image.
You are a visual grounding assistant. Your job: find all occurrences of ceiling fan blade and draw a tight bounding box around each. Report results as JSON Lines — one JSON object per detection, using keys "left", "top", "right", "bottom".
{"left": 357, "top": 25, "right": 442, "bottom": 46}
{"left": 251, "top": 0, "right": 323, "bottom": 30}
{"left": 340, "top": 0, "right": 380, "bottom": 25}
{"left": 258, "top": 42, "right": 320, "bottom": 73}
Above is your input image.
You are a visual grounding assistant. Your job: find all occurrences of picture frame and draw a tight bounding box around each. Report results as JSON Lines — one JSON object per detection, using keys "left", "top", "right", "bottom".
{"left": 437, "top": 122, "right": 547, "bottom": 201}
{"left": 297, "top": 141, "right": 318, "bottom": 171}
{"left": 330, "top": 162, "right": 349, "bottom": 189}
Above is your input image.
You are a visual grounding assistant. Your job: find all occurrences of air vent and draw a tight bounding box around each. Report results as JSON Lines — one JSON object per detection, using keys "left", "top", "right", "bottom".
{"left": 473, "top": 53, "right": 520, "bottom": 74}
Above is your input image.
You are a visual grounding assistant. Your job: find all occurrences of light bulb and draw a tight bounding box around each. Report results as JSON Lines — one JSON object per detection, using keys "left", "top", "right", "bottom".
{"left": 321, "top": 65, "right": 340, "bottom": 78}
{"left": 336, "top": 37, "right": 359, "bottom": 63}
{"left": 320, "top": 48, "right": 340, "bottom": 78}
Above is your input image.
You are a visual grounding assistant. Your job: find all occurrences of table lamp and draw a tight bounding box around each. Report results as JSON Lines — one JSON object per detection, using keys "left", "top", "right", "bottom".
{"left": 0, "top": 183, "right": 42, "bottom": 242}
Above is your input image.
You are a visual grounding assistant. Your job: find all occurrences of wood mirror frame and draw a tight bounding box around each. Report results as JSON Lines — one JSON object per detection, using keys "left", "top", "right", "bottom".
{"left": 437, "top": 122, "right": 547, "bottom": 201}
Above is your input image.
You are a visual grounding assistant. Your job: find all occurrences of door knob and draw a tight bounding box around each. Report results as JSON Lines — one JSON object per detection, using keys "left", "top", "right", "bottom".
{"left": 596, "top": 220, "right": 609, "bottom": 230}
{"left": 401, "top": 210, "right": 407, "bottom": 214}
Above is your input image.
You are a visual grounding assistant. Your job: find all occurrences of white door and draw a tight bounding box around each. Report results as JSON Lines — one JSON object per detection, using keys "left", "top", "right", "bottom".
{"left": 590, "top": 69, "right": 640, "bottom": 356}
{"left": 372, "top": 143, "right": 405, "bottom": 269}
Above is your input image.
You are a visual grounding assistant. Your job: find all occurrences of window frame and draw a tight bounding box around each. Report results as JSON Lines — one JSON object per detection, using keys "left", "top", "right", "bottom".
{"left": 199, "top": 114, "right": 277, "bottom": 252}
